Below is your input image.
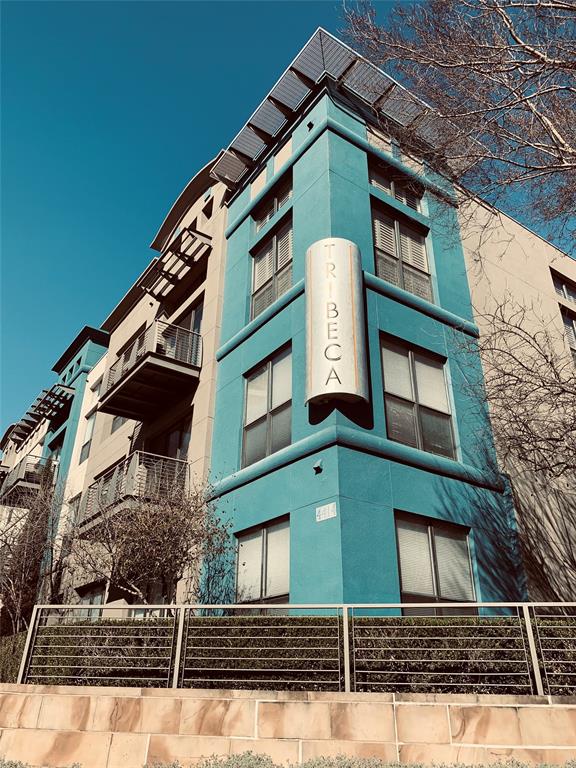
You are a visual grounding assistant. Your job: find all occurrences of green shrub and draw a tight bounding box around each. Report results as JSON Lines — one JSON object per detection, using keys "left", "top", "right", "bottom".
{"left": 144, "top": 757, "right": 576, "bottom": 768}
{"left": 0, "top": 632, "right": 26, "bottom": 683}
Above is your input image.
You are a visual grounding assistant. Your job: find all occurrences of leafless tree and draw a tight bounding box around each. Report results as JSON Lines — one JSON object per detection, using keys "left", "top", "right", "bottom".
{"left": 70, "top": 482, "right": 235, "bottom": 605}
{"left": 0, "top": 472, "right": 64, "bottom": 635}
{"left": 469, "top": 297, "right": 576, "bottom": 479}
{"left": 344, "top": 0, "right": 576, "bottom": 254}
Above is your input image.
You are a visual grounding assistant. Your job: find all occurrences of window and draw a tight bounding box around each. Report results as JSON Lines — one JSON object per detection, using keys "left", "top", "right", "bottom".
{"left": 77, "top": 582, "right": 105, "bottom": 619}
{"left": 111, "top": 415, "right": 127, "bottom": 433}
{"left": 372, "top": 207, "right": 432, "bottom": 302}
{"left": 79, "top": 413, "right": 95, "bottom": 464}
{"left": 396, "top": 514, "right": 476, "bottom": 615}
{"left": 369, "top": 160, "right": 421, "bottom": 211}
{"left": 236, "top": 518, "right": 290, "bottom": 602}
{"left": 552, "top": 271, "right": 576, "bottom": 304}
{"left": 562, "top": 309, "right": 576, "bottom": 365}
{"left": 381, "top": 339, "right": 455, "bottom": 459}
{"left": 254, "top": 179, "right": 292, "bottom": 232}
{"left": 251, "top": 221, "right": 293, "bottom": 319}
{"left": 243, "top": 348, "right": 291, "bottom": 467}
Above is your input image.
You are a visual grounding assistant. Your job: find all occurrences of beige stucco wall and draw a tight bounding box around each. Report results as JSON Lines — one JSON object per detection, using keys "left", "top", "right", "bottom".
{"left": 0, "top": 684, "right": 575, "bottom": 767}
{"left": 461, "top": 202, "right": 576, "bottom": 600}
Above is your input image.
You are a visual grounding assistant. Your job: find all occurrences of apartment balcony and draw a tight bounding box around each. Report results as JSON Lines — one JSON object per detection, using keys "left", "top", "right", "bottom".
{"left": 0, "top": 455, "right": 58, "bottom": 504}
{"left": 77, "top": 450, "right": 189, "bottom": 526}
{"left": 99, "top": 321, "right": 202, "bottom": 420}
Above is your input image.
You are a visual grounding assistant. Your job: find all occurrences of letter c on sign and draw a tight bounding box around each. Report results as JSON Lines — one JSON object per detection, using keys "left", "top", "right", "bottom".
{"left": 324, "top": 344, "right": 342, "bottom": 361}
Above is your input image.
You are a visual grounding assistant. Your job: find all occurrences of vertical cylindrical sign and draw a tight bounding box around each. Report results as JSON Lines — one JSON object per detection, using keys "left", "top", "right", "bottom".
{"left": 306, "top": 238, "right": 369, "bottom": 405}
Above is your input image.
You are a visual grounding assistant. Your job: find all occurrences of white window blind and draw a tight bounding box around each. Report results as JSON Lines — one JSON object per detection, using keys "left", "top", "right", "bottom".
{"left": 265, "top": 520, "right": 290, "bottom": 597}
{"left": 414, "top": 354, "right": 449, "bottom": 413}
{"left": 245, "top": 367, "right": 268, "bottom": 425}
{"left": 434, "top": 528, "right": 475, "bottom": 601}
{"left": 237, "top": 532, "right": 262, "bottom": 602}
{"left": 373, "top": 211, "right": 396, "bottom": 257}
{"left": 397, "top": 519, "right": 435, "bottom": 597}
{"left": 381, "top": 343, "right": 413, "bottom": 401}
{"left": 369, "top": 166, "right": 392, "bottom": 195}
{"left": 399, "top": 224, "right": 428, "bottom": 272}
{"left": 277, "top": 224, "right": 293, "bottom": 270}
{"left": 253, "top": 242, "right": 274, "bottom": 291}
{"left": 564, "top": 313, "right": 576, "bottom": 349}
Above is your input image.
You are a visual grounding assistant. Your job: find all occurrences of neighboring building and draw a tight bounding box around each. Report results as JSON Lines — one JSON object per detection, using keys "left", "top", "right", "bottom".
{"left": 0, "top": 326, "right": 108, "bottom": 509}
{"left": 2, "top": 29, "right": 573, "bottom": 610}
{"left": 60, "top": 159, "right": 228, "bottom": 605}
{"left": 460, "top": 203, "right": 576, "bottom": 600}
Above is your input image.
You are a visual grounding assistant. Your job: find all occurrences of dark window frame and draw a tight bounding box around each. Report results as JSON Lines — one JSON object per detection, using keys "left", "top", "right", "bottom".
{"left": 242, "top": 347, "right": 292, "bottom": 468}
{"left": 236, "top": 515, "right": 290, "bottom": 603}
{"left": 250, "top": 217, "right": 293, "bottom": 320}
{"left": 381, "top": 337, "right": 456, "bottom": 460}
{"left": 395, "top": 512, "right": 476, "bottom": 616}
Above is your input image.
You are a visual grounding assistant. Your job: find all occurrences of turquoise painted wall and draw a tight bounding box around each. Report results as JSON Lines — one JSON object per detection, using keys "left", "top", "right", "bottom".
{"left": 43, "top": 339, "right": 107, "bottom": 500}
{"left": 211, "top": 93, "right": 525, "bottom": 605}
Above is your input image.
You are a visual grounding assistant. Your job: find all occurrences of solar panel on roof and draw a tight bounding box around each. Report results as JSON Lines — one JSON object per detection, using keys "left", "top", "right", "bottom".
{"left": 320, "top": 30, "right": 356, "bottom": 79}
{"left": 378, "top": 86, "right": 426, "bottom": 126}
{"left": 251, "top": 101, "right": 286, "bottom": 137}
{"left": 343, "top": 60, "right": 393, "bottom": 105}
{"left": 271, "top": 70, "right": 310, "bottom": 110}
{"left": 232, "top": 128, "right": 267, "bottom": 161}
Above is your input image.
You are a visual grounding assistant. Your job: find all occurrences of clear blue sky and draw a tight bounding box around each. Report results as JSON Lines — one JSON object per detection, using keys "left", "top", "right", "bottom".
{"left": 1, "top": 0, "right": 373, "bottom": 432}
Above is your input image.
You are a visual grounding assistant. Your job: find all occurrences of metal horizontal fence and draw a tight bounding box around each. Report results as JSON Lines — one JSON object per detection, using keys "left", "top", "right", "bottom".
{"left": 0, "top": 455, "right": 58, "bottom": 499}
{"left": 18, "top": 602, "right": 576, "bottom": 696}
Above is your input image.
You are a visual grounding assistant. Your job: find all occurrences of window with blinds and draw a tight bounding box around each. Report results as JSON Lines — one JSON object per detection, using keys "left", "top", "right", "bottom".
{"left": 562, "top": 310, "right": 576, "bottom": 365}
{"left": 243, "top": 347, "right": 292, "bottom": 467}
{"left": 251, "top": 221, "right": 293, "bottom": 319}
{"left": 552, "top": 271, "right": 576, "bottom": 304}
{"left": 396, "top": 514, "right": 476, "bottom": 616}
{"left": 372, "top": 207, "right": 432, "bottom": 302}
{"left": 369, "top": 160, "right": 421, "bottom": 212}
{"left": 381, "top": 339, "right": 455, "bottom": 459}
{"left": 236, "top": 517, "right": 290, "bottom": 603}
{"left": 254, "top": 179, "right": 292, "bottom": 232}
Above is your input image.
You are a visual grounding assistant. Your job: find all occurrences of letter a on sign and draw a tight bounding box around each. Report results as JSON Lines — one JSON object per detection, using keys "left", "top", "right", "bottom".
{"left": 305, "top": 238, "right": 369, "bottom": 404}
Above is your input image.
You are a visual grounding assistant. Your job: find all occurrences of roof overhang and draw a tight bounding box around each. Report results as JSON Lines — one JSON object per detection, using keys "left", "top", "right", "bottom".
{"left": 52, "top": 326, "right": 110, "bottom": 374}
{"left": 210, "top": 27, "right": 452, "bottom": 191}
{"left": 3, "top": 384, "right": 75, "bottom": 449}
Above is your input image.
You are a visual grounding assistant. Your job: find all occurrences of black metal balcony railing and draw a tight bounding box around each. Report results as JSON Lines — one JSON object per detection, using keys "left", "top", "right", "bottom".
{"left": 103, "top": 321, "right": 202, "bottom": 396}
{"left": 77, "top": 450, "right": 189, "bottom": 525}
{"left": 0, "top": 455, "right": 58, "bottom": 500}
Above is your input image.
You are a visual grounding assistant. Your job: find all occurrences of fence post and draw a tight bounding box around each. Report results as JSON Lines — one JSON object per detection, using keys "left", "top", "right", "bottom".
{"left": 342, "top": 605, "right": 351, "bottom": 693}
{"left": 171, "top": 607, "right": 186, "bottom": 689}
{"left": 522, "top": 605, "right": 545, "bottom": 696}
{"left": 17, "top": 605, "right": 40, "bottom": 684}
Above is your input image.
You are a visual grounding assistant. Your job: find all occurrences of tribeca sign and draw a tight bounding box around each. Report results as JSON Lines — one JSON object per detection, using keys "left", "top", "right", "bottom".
{"left": 305, "top": 238, "right": 369, "bottom": 405}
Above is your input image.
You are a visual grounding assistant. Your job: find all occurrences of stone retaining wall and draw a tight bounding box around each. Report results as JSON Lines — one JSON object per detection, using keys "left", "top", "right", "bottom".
{"left": 0, "top": 684, "right": 575, "bottom": 768}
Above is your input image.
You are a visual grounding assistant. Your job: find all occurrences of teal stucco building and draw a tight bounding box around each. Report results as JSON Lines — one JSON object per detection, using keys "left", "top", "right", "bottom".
{"left": 208, "top": 30, "right": 525, "bottom": 609}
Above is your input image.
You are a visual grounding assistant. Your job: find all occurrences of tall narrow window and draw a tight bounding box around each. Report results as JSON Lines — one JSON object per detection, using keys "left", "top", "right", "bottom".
{"left": 243, "top": 348, "right": 291, "bottom": 467}
{"left": 396, "top": 514, "right": 476, "bottom": 615}
{"left": 79, "top": 413, "right": 95, "bottom": 464}
{"left": 251, "top": 221, "right": 293, "bottom": 318}
{"left": 562, "top": 310, "right": 576, "bottom": 365}
{"left": 381, "top": 339, "right": 455, "bottom": 459}
{"left": 372, "top": 207, "right": 432, "bottom": 301}
{"left": 254, "top": 179, "right": 292, "bottom": 232}
{"left": 236, "top": 518, "right": 290, "bottom": 602}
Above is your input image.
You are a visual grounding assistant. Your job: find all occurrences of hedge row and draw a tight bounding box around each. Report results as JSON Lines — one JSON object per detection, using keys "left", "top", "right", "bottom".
{"left": 0, "top": 632, "right": 26, "bottom": 683}
{"left": 21, "top": 613, "right": 576, "bottom": 695}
